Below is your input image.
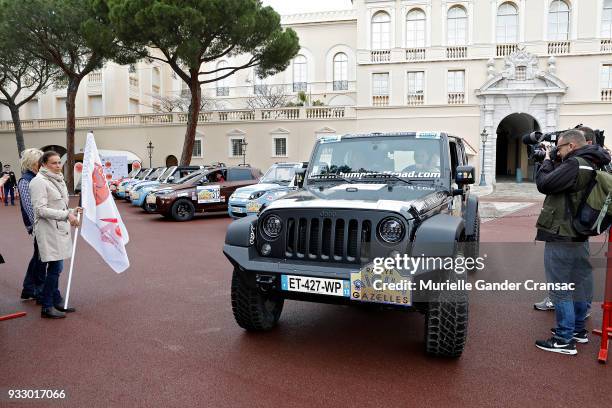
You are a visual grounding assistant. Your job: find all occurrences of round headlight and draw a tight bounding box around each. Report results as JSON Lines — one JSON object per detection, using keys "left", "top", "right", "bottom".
{"left": 262, "top": 215, "right": 283, "bottom": 239}
{"left": 250, "top": 191, "right": 266, "bottom": 200}
{"left": 378, "top": 217, "right": 405, "bottom": 244}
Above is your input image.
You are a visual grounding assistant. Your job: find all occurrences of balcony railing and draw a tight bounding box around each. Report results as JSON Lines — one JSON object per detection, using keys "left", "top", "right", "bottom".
{"left": 370, "top": 50, "right": 391, "bottom": 63}
{"left": 406, "top": 93, "right": 424, "bottom": 106}
{"left": 602, "top": 39, "right": 612, "bottom": 53}
{"left": 260, "top": 108, "right": 300, "bottom": 120}
{"left": 88, "top": 72, "right": 102, "bottom": 83}
{"left": 548, "top": 41, "right": 571, "bottom": 55}
{"left": 496, "top": 43, "right": 518, "bottom": 57}
{"left": 306, "top": 107, "right": 346, "bottom": 119}
{"left": 405, "top": 48, "right": 426, "bottom": 61}
{"left": 0, "top": 107, "right": 355, "bottom": 132}
{"left": 448, "top": 92, "right": 465, "bottom": 105}
{"left": 333, "top": 80, "right": 348, "bottom": 91}
{"left": 446, "top": 46, "right": 467, "bottom": 59}
{"left": 372, "top": 95, "right": 389, "bottom": 107}
{"left": 602, "top": 89, "right": 612, "bottom": 102}
{"left": 293, "top": 82, "right": 307, "bottom": 92}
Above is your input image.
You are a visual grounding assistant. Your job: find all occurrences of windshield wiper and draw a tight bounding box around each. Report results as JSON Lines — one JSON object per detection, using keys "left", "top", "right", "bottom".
{"left": 359, "top": 173, "right": 414, "bottom": 185}
{"left": 308, "top": 174, "right": 355, "bottom": 184}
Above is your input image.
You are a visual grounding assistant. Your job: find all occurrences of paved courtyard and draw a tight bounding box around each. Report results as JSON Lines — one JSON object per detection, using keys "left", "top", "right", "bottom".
{"left": 0, "top": 197, "right": 610, "bottom": 407}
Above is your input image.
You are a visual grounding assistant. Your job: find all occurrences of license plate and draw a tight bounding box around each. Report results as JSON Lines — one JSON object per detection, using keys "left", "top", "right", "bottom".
{"left": 146, "top": 194, "right": 156, "bottom": 204}
{"left": 131, "top": 192, "right": 139, "bottom": 200}
{"left": 118, "top": 186, "right": 125, "bottom": 192}
{"left": 281, "top": 275, "right": 350, "bottom": 297}
{"left": 350, "top": 265, "right": 412, "bottom": 307}
{"left": 232, "top": 206, "right": 245, "bottom": 213}
{"left": 246, "top": 201, "right": 261, "bottom": 213}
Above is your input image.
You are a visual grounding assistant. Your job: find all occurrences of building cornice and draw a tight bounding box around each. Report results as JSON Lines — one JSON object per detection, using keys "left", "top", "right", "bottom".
{"left": 281, "top": 9, "right": 357, "bottom": 25}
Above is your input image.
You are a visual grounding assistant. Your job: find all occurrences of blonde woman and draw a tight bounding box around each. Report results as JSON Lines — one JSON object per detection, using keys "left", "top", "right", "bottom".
{"left": 29, "top": 151, "right": 81, "bottom": 319}
{"left": 17, "top": 148, "right": 46, "bottom": 301}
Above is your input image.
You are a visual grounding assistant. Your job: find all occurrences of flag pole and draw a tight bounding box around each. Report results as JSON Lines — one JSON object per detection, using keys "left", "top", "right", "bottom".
{"left": 64, "top": 212, "right": 81, "bottom": 309}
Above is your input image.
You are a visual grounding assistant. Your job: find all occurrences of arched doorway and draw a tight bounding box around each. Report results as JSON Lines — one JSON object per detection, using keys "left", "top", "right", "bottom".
{"left": 165, "top": 155, "right": 178, "bottom": 167}
{"left": 41, "top": 144, "right": 67, "bottom": 157}
{"left": 495, "top": 113, "right": 540, "bottom": 182}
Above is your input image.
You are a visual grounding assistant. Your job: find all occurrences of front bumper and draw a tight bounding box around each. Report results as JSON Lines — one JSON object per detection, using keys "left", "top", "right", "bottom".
{"left": 224, "top": 244, "right": 441, "bottom": 308}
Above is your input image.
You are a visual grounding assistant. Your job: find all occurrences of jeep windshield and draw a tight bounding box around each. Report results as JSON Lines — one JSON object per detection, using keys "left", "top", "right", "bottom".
{"left": 308, "top": 134, "right": 442, "bottom": 183}
{"left": 261, "top": 165, "right": 300, "bottom": 185}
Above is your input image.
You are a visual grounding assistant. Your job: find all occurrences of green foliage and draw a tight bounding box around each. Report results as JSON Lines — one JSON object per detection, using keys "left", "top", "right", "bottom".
{"left": 106, "top": 0, "right": 300, "bottom": 83}
{"left": 2, "top": 0, "right": 145, "bottom": 78}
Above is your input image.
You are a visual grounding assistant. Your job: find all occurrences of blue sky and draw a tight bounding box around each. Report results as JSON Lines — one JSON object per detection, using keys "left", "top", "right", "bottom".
{"left": 262, "top": 0, "right": 353, "bottom": 15}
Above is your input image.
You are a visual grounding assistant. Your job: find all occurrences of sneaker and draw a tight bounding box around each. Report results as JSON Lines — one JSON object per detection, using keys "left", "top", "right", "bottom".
{"left": 535, "top": 336, "right": 577, "bottom": 355}
{"left": 550, "top": 328, "right": 589, "bottom": 344}
{"left": 534, "top": 296, "right": 555, "bottom": 311}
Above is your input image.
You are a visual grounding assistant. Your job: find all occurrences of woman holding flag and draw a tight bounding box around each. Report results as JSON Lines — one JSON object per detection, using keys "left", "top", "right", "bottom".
{"left": 29, "top": 151, "right": 82, "bottom": 319}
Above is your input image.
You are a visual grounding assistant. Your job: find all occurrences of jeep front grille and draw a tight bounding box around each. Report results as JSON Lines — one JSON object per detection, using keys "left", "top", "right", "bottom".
{"left": 285, "top": 217, "right": 372, "bottom": 263}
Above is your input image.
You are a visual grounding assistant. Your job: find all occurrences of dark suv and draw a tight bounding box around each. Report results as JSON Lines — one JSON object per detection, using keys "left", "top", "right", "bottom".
{"left": 223, "top": 132, "right": 480, "bottom": 357}
{"left": 151, "top": 165, "right": 261, "bottom": 221}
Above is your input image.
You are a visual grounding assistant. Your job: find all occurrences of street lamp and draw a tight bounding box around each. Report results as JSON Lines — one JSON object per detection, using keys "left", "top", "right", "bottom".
{"left": 240, "top": 139, "right": 248, "bottom": 166}
{"left": 479, "top": 129, "right": 488, "bottom": 186}
{"left": 147, "top": 141, "right": 154, "bottom": 168}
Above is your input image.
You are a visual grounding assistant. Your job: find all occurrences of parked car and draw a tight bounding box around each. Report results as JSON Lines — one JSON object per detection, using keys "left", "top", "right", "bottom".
{"left": 116, "top": 168, "right": 152, "bottom": 199}
{"left": 130, "top": 166, "right": 204, "bottom": 209}
{"left": 124, "top": 167, "right": 166, "bottom": 201}
{"left": 111, "top": 168, "right": 142, "bottom": 197}
{"left": 227, "top": 162, "right": 304, "bottom": 218}
{"left": 149, "top": 165, "right": 262, "bottom": 221}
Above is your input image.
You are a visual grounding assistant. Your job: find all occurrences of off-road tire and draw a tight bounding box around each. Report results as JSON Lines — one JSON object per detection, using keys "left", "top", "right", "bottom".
{"left": 231, "top": 268, "right": 284, "bottom": 331}
{"left": 424, "top": 276, "right": 469, "bottom": 357}
{"left": 465, "top": 211, "right": 480, "bottom": 260}
{"left": 171, "top": 199, "right": 195, "bottom": 221}
{"left": 143, "top": 202, "right": 156, "bottom": 213}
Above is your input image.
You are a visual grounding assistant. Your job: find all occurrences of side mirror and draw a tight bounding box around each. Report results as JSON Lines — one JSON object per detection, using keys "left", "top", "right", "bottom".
{"left": 455, "top": 165, "right": 475, "bottom": 185}
{"left": 295, "top": 168, "right": 306, "bottom": 188}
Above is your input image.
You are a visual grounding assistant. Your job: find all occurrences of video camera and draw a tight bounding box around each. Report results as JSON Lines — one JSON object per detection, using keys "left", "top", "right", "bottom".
{"left": 522, "top": 124, "right": 606, "bottom": 162}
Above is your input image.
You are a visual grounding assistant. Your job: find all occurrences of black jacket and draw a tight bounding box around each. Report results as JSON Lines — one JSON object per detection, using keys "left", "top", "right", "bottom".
{"left": 2, "top": 171, "right": 17, "bottom": 188}
{"left": 535, "top": 145, "right": 611, "bottom": 241}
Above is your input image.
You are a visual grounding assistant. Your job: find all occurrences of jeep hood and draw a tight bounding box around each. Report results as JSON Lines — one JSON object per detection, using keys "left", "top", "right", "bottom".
{"left": 265, "top": 183, "right": 448, "bottom": 215}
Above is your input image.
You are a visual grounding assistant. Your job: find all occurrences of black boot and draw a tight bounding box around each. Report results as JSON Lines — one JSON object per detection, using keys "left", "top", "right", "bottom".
{"left": 41, "top": 307, "right": 66, "bottom": 319}
{"left": 54, "top": 305, "right": 76, "bottom": 313}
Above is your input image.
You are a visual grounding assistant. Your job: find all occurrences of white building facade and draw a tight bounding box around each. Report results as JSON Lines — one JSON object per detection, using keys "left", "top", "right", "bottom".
{"left": 1, "top": 0, "right": 612, "bottom": 184}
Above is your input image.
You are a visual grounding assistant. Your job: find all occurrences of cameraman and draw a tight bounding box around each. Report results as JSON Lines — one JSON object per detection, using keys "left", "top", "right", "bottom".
{"left": 534, "top": 129, "right": 610, "bottom": 355}
{"left": 533, "top": 125, "right": 602, "bottom": 313}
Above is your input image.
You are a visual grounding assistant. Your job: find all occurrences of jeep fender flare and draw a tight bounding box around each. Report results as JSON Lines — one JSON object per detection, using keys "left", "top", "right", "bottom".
{"left": 225, "top": 215, "right": 258, "bottom": 247}
{"left": 463, "top": 195, "right": 479, "bottom": 238}
{"left": 411, "top": 214, "right": 465, "bottom": 258}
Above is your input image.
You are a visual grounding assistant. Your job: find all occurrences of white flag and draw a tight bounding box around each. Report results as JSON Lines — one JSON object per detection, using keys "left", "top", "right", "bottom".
{"left": 80, "top": 132, "right": 130, "bottom": 273}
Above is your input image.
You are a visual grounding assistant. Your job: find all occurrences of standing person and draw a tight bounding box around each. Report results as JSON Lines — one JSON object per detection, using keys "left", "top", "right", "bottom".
{"left": 534, "top": 130, "right": 611, "bottom": 355}
{"left": 29, "top": 151, "right": 82, "bottom": 319}
{"left": 17, "top": 148, "right": 46, "bottom": 301}
{"left": 2, "top": 164, "right": 17, "bottom": 206}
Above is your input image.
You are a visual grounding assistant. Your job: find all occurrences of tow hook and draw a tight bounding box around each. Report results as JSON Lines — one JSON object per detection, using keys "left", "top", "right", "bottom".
{"left": 256, "top": 274, "right": 277, "bottom": 292}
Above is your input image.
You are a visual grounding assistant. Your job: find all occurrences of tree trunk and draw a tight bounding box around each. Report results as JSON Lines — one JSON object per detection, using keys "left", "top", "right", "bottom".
{"left": 65, "top": 78, "right": 81, "bottom": 193}
{"left": 9, "top": 105, "right": 25, "bottom": 157}
{"left": 180, "top": 80, "right": 202, "bottom": 166}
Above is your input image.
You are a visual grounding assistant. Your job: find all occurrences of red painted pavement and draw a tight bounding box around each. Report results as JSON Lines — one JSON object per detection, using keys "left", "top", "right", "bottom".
{"left": 0, "top": 199, "right": 610, "bottom": 408}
